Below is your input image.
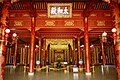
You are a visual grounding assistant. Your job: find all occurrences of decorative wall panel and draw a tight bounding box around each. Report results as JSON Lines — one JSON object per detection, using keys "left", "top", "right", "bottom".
{"left": 45, "top": 20, "right": 55, "bottom": 26}
{"left": 38, "top": 13, "right": 47, "bottom": 17}
{"left": 97, "top": 20, "right": 105, "bottom": 26}
{"left": 73, "top": 14, "right": 81, "bottom": 17}
{"left": 90, "top": 13, "right": 97, "bottom": 17}
{"left": 14, "top": 21, "right": 23, "bottom": 26}
{"left": 64, "top": 20, "right": 74, "bottom": 26}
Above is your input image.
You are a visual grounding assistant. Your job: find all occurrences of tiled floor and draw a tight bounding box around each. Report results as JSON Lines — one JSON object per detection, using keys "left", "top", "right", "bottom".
{"left": 4, "top": 65, "right": 118, "bottom": 80}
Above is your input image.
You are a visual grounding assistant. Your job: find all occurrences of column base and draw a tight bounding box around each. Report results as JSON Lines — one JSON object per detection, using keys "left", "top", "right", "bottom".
{"left": 28, "top": 72, "right": 34, "bottom": 76}
{"left": 85, "top": 72, "right": 91, "bottom": 75}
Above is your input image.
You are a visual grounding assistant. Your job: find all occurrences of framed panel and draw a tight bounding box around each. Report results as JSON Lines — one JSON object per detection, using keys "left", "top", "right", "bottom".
{"left": 47, "top": 3, "right": 72, "bottom": 18}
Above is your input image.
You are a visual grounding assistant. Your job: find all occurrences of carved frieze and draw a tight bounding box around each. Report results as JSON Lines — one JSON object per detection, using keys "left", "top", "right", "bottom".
{"left": 10, "top": 14, "right": 15, "bottom": 17}
{"left": 38, "top": 14, "right": 47, "bottom": 17}
{"left": 73, "top": 14, "right": 81, "bottom": 17}
{"left": 97, "top": 20, "right": 105, "bottom": 26}
{"left": 104, "top": 13, "right": 111, "bottom": 17}
{"left": 23, "top": 14, "right": 29, "bottom": 17}
{"left": 45, "top": 20, "right": 55, "bottom": 26}
{"left": 14, "top": 21, "right": 23, "bottom": 26}
{"left": 64, "top": 20, "right": 74, "bottom": 26}
{"left": 90, "top": 14, "right": 97, "bottom": 17}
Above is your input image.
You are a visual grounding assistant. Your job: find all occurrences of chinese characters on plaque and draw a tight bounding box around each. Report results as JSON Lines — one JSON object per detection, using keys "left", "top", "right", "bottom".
{"left": 48, "top": 3, "right": 72, "bottom": 18}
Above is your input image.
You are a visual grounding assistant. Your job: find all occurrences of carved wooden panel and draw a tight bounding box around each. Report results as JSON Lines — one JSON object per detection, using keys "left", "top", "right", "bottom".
{"left": 14, "top": 20, "right": 23, "bottom": 26}
{"left": 45, "top": 20, "right": 55, "bottom": 26}
{"left": 64, "top": 20, "right": 74, "bottom": 26}
{"left": 8, "top": 10, "right": 114, "bottom": 29}
{"left": 96, "top": 20, "right": 105, "bottom": 26}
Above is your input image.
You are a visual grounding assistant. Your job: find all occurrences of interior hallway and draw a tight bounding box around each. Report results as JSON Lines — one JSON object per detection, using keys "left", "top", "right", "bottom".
{"left": 4, "top": 65, "right": 117, "bottom": 80}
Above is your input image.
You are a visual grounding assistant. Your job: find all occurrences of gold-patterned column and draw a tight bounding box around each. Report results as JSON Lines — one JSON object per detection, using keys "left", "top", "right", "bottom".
{"left": 73, "top": 38, "right": 75, "bottom": 64}
{"left": 37, "top": 38, "right": 41, "bottom": 67}
{"left": 68, "top": 44, "right": 72, "bottom": 64}
{"left": 51, "top": 49, "right": 54, "bottom": 63}
{"left": 42, "top": 38, "right": 46, "bottom": 66}
{"left": 20, "top": 48, "right": 22, "bottom": 65}
{"left": 96, "top": 47, "right": 99, "bottom": 64}
{"left": 78, "top": 38, "right": 81, "bottom": 61}
{"left": 23, "top": 48, "right": 25, "bottom": 65}
{"left": 28, "top": 48, "right": 30, "bottom": 64}
{"left": 5, "top": 48, "right": 9, "bottom": 64}
{"left": 24, "top": 45, "right": 29, "bottom": 66}
{"left": 67, "top": 48, "right": 69, "bottom": 63}
{"left": 93, "top": 47, "right": 96, "bottom": 64}
{"left": 9, "top": 48, "right": 12, "bottom": 64}
{"left": 107, "top": 47, "right": 110, "bottom": 64}
{"left": 49, "top": 45, "right": 51, "bottom": 64}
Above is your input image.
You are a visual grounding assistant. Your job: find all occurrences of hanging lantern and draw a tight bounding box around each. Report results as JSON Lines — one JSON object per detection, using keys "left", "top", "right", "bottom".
{"left": 4, "top": 29, "right": 10, "bottom": 40}
{"left": 111, "top": 28, "right": 117, "bottom": 39}
{"left": 104, "top": 36, "right": 107, "bottom": 42}
{"left": 35, "top": 45, "right": 39, "bottom": 51}
{"left": 12, "top": 33, "right": 17, "bottom": 43}
{"left": 12, "top": 33, "right": 17, "bottom": 38}
{"left": 102, "top": 31, "right": 107, "bottom": 42}
{"left": 103, "top": 0, "right": 110, "bottom": 3}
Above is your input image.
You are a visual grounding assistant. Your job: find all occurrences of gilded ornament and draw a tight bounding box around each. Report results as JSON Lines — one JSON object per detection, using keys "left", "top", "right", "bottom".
{"left": 97, "top": 20, "right": 105, "bottom": 26}
{"left": 90, "top": 14, "right": 96, "bottom": 16}
{"left": 104, "top": 13, "right": 111, "bottom": 16}
{"left": 14, "top": 21, "right": 23, "bottom": 26}
{"left": 38, "top": 14, "right": 46, "bottom": 17}
{"left": 73, "top": 14, "right": 81, "bottom": 17}
{"left": 64, "top": 20, "right": 74, "bottom": 26}
{"left": 23, "top": 14, "right": 29, "bottom": 17}
{"left": 10, "top": 14, "right": 15, "bottom": 17}
{"left": 45, "top": 20, "right": 55, "bottom": 26}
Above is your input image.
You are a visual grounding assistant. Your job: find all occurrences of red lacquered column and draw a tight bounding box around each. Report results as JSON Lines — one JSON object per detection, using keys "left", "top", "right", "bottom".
{"left": 115, "top": 23, "right": 120, "bottom": 80}
{"left": 0, "top": 1, "right": 11, "bottom": 80}
{"left": 0, "top": 45, "right": 5, "bottom": 80}
{"left": 84, "top": 17, "right": 91, "bottom": 75}
{"left": 115, "top": 41, "right": 120, "bottom": 80}
{"left": 28, "top": 17, "right": 35, "bottom": 75}
{"left": 78, "top": 38, "right": 80, "bottom": 61}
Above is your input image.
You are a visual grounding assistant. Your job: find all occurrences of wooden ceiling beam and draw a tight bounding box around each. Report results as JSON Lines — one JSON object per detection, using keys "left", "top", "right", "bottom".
{"left": 19, "top": 0, "right": 36, "bottom": 17}
{"left": 83, "top": 0, "right": 100, "bottom": 17}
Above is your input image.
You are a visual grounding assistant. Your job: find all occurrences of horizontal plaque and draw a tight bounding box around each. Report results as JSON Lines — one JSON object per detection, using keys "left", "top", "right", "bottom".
{"left": 47, "top": 3, "right": 72, "bottom": 18}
